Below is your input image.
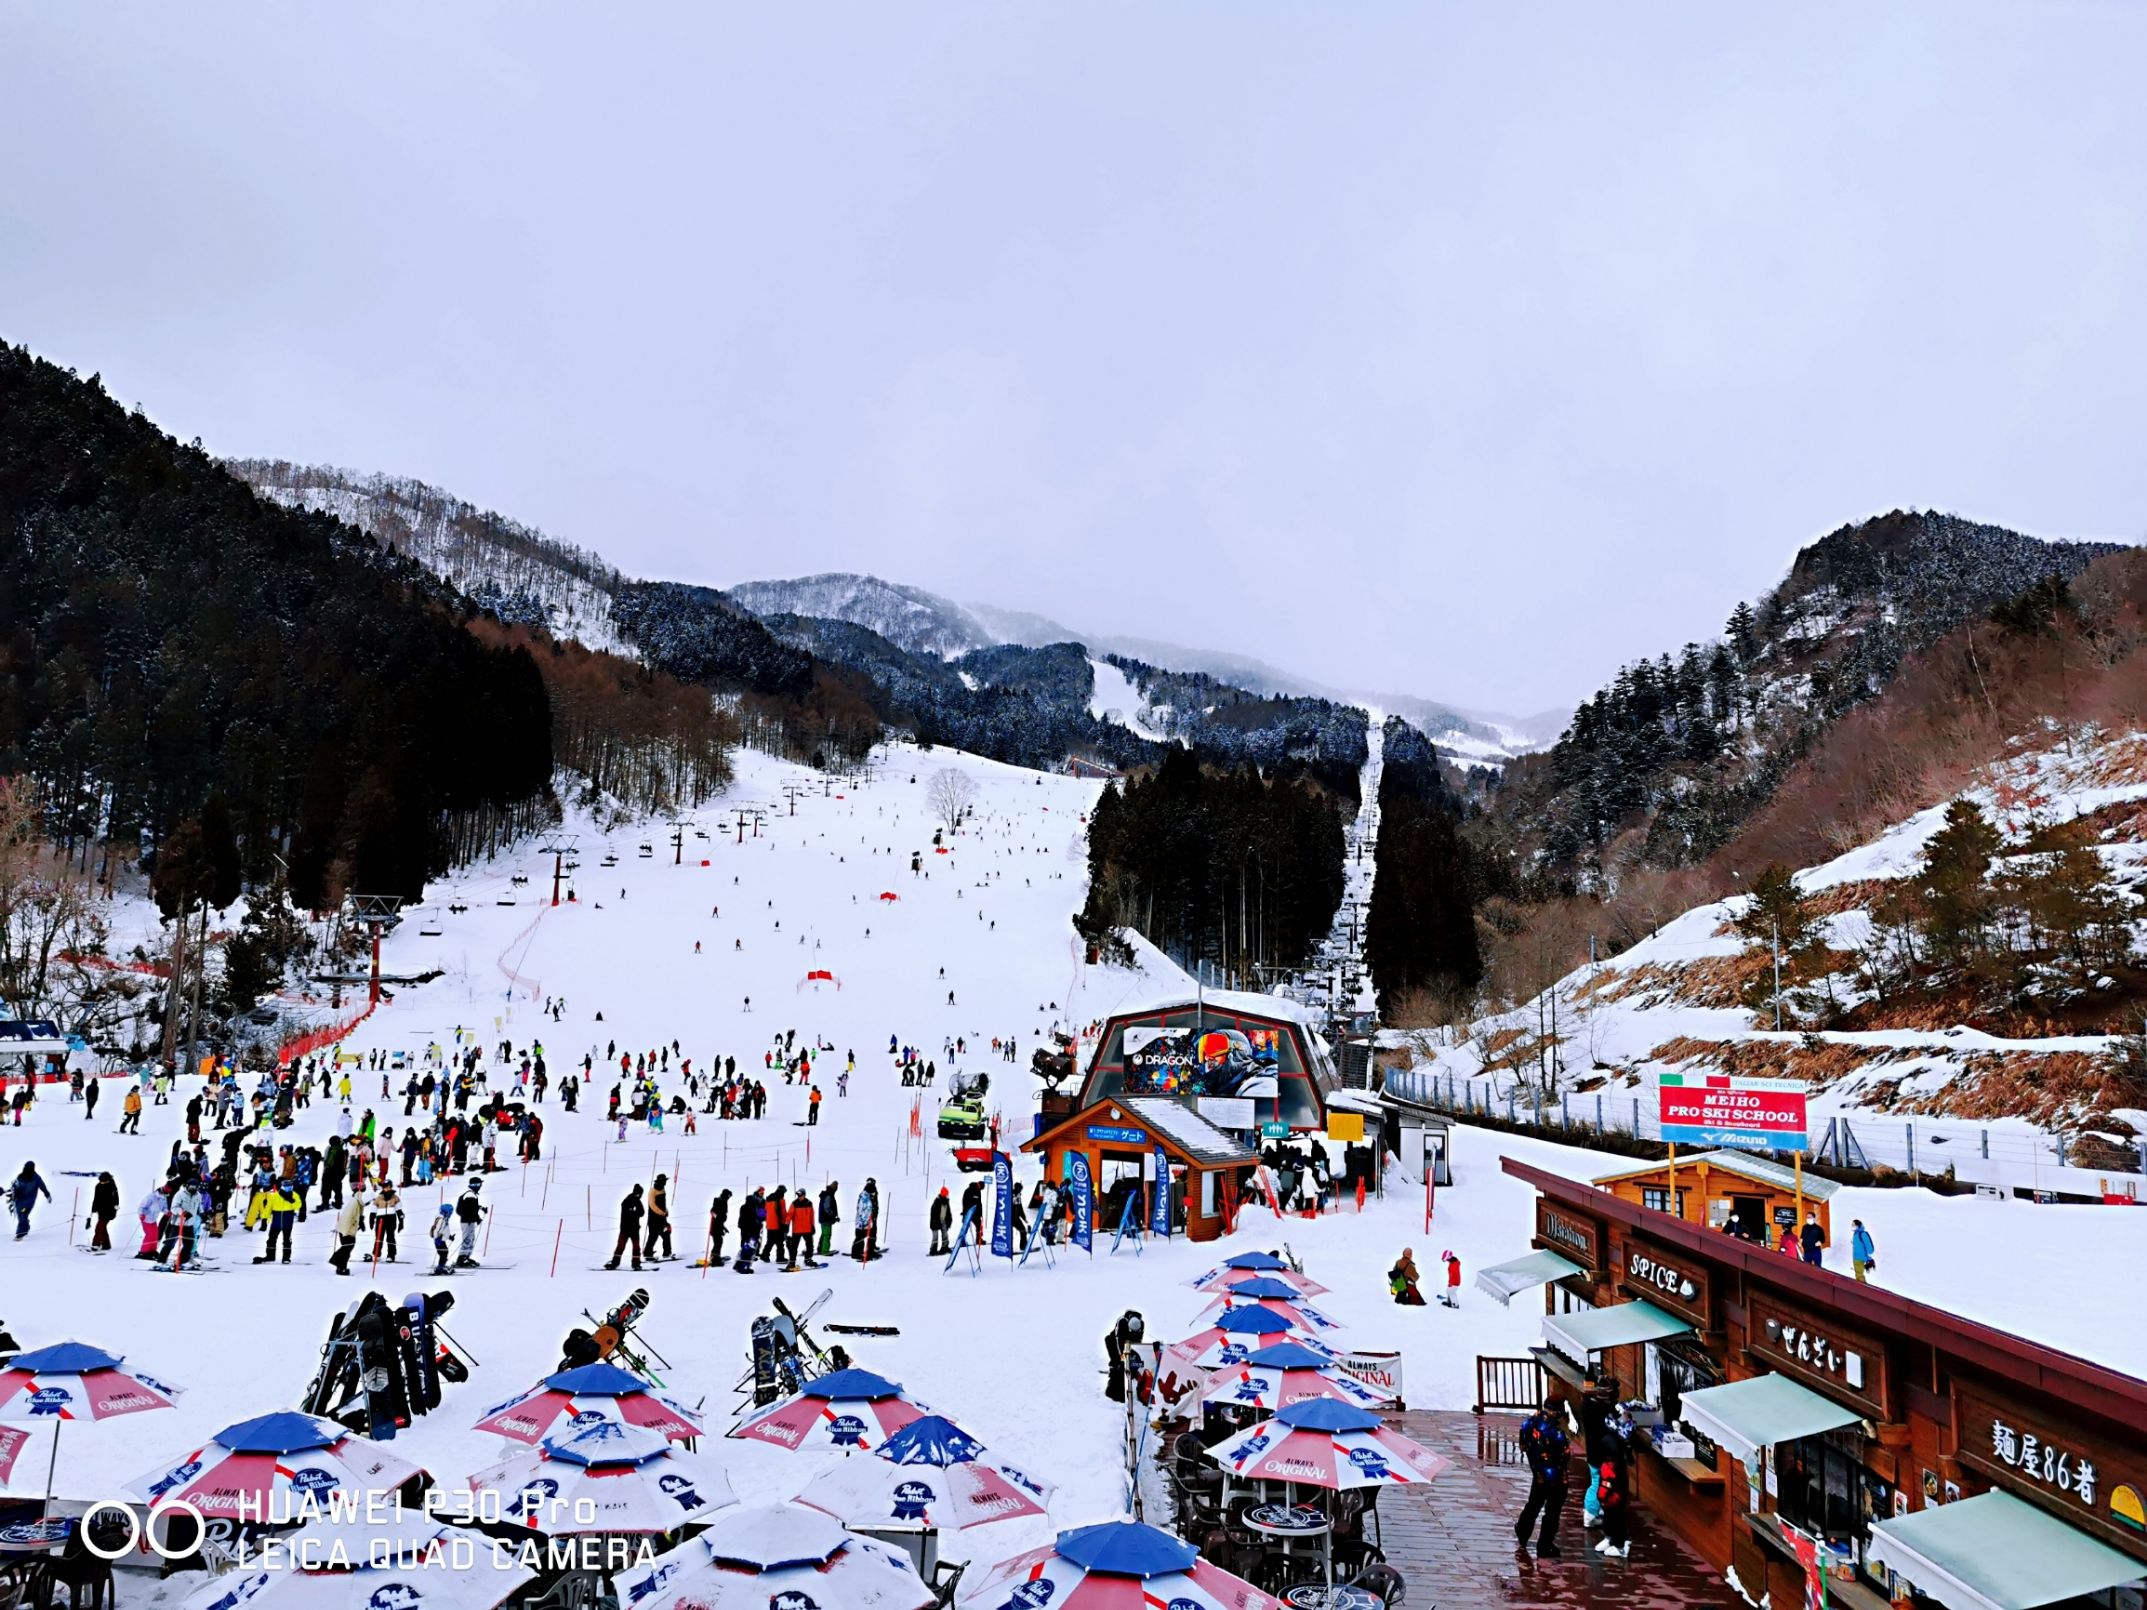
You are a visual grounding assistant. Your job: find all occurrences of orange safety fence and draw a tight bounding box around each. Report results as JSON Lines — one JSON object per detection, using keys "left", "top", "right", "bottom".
{"left": 278, "top": 1000, "right": 377, "bottom": 1066}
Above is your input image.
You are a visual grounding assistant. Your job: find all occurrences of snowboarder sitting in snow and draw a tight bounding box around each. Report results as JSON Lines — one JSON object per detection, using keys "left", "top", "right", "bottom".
{"left": 1390, "top": 1249, "right": 1426, "bottom": 1305}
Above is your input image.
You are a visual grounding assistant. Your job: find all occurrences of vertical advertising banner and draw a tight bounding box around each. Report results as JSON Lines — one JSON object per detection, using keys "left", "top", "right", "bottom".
{"left": 1067, "top": 1152, "right": 1094, "bottom": 1253}
{"left": 990, "top": 1151, "right": 1014, "bottom": 1258}
{"left": 1151, "top": 1144, "right": 1172, "bottom": 1239}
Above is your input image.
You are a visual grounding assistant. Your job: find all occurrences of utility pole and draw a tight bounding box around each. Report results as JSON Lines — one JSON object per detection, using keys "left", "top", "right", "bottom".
{"left": 670, "top": 818, "right": 689, "bottom": 866}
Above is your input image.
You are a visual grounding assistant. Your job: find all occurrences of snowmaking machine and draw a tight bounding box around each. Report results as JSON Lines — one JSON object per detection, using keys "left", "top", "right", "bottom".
{"left": 936, "top": 1070, "right": 990, "bottom": 1141}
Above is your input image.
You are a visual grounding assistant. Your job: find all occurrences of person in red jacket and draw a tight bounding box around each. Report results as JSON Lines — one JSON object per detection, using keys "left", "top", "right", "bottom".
{"left": 785, "top": 1192, "right": 818, "bottom": 1270}
{"left": 1441, "top": 1250, "right": 1463, "bottom": 1308}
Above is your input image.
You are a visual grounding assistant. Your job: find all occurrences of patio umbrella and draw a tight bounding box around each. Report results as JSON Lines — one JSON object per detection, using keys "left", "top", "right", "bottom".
{"left": 959, "top": 1520, "right": 1281, "bottom": 1610}
{"left": 1188, "top": 1254, "right": 1329, "bottom": 1298}
{"left": 1206, "top": 1399, "right": 1450, "bottom": 1490}
{"left": 1197, "top": 1343, "right": 1394, "bottom": 1415}
{"left": 472, "top": 1361, "right": 705, "bottom": 1444}
{"left": 128, "top": 1411, "right": 422, "bottom": 1523}
{"left": 1165, "top": 1309, "right": 1333, "bottom": 1373}
{"left": 0, "top": 1340, "right": 182, "bottom": 1499}
{"left": 730, "top": 1367, "right": 929, "bottom": 1453}
{"left": 795, "top": 1413, "right": 1053, "bottom": 1532}
{"left": 467, "top": 1420, "right": 735, "bottom": 1534}
{"left": 1189, "top": 1290, "right": 1344, "bottom": 1335}
{"left": 615, "top": 1502, "right": 933, "bottom": 1610}
{"left": 180, "top": 1506, "right": 534, "bottom": 1610}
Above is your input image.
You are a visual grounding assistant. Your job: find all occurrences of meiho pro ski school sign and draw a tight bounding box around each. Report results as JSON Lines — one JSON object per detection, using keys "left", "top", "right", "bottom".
{"left": 1657, "top": 1073, "right": 1808, "bottom": 1152}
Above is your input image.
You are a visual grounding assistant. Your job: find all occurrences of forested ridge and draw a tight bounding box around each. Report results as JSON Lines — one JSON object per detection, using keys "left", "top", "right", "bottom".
{"left": 1078, "top": 747, "right": 1346, "bottom": 983}
{"left": 0, "top": 344, "right": 556, "bottom": 906}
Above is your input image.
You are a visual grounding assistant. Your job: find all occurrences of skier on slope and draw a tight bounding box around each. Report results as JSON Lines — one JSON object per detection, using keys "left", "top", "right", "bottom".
{"left": 643, "top": 1175, "right": 672, "bottom": 1262}
{"left": 928, "top": 1187, "right": 953, "bottom": 1256}
{"left": 455, "top": 1180, "right": 485, "bottom": 1268}
{"left": 430, "top": 1205, "right": 456, "bottom": 1275}
{"left": 607, "top": 1185, "right": 645, "bottom": 1272}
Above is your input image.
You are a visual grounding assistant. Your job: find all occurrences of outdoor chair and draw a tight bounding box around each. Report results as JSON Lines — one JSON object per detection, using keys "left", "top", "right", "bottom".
{"left": 1350, "top": 1560, "right": 1406, "bottom": 1609}
{"left": 930, "top": 1559, "right": 967, "bottom": 1609}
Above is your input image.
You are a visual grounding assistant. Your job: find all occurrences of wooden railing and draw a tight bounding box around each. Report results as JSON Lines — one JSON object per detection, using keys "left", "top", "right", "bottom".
{"left": 1474, "top": 1353, "right": 1544, "bottom": 1414}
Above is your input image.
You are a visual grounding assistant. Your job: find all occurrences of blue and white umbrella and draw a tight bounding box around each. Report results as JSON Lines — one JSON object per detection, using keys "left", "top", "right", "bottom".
{"left": 181, "top": 1506, "right": 532, "bottom": 1610}
{"left": 1165, "top": 1308, "right": 1333, "bottom": 1375}
{"left": 1197, "top": 1343, "right": 1393, "bottom": 1414}
{"left": 617, "top": 1502, "right": 932, "bottom": 1610}
{"left": 466, "top": 1420, "right": 735, "bottom": 1535}
{"left": 731, "top": 1368, "right": 930, "bottom": 1454}
{"left": 1187, "top": 1255, "right": 1328, "bottom": 1298}
{"left": 795, "top": 1414, "right": 1054, "bottom": 1532}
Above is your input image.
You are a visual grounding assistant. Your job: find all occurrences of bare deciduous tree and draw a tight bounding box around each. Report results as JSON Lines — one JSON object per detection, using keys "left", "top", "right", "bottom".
{"left": 927, "top": 767, "right": 978, "bottom": 834}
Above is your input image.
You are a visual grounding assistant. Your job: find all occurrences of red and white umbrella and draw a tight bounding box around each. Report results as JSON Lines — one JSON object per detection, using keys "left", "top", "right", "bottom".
{"left": 1197, "top": 1343, "right": 1394, "bottom": 1415}
{"left": 617, "top": 1503, "right": 932, "bottom": 1610}
{"left": 1165, "top": 1309, "right": 1332, "bottom": 1374}
{"left": 1187, "top": 1254, "right": 1329, "bottom": 1298}
{"left": 0, "top": 1341, "right": 181, "bottom": 1498}
{"left": 128, "top": 1412, "right": 421, "bottom": 1522}
{"left": 1207, "top": 1400, "right": 1449, "bottom": 1490}
{"left": 959, "top": 1520, "right": 1279, "bottom": 1610}
{"left": 1189, "top": 1291, "right": 1344, "bottom": 1336}
{"left": 730, "top": 1368, "right": 928, "bottom": 1454}
{"left": 472, "top": 1362, "right": 704, "bottom": 1444}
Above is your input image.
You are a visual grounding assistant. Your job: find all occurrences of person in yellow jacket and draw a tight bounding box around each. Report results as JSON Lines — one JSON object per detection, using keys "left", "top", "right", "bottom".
{"left": 254, "top": 1180, "right": 301, "bottom": 1264}
{"left": 328, "top": 1186, "right": 367, "bottom": 1276}
{"left": 118, "top": 1085, "right": 143, "bottom": 1135}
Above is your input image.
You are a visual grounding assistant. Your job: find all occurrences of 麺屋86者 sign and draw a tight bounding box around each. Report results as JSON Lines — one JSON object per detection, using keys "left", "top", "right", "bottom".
{"left": 1955, "top": 1380, "right": 2147, "bottom": 1555}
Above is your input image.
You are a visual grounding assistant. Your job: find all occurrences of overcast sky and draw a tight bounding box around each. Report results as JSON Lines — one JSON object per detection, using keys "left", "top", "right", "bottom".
{"left": 6, "top": 5, "right": 2144, "bottom": 716}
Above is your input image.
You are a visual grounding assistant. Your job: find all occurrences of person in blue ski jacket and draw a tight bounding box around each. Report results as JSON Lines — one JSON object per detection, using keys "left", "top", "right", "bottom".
{"left": 1514, "top": 1397, "right": 1572, "bottom": 1559}
{"left": 10, "top": 1162, "right": 52, "bottom": 1239}
{"left": 1849, "top": 1218, "right": 1876, "bottom": 1283}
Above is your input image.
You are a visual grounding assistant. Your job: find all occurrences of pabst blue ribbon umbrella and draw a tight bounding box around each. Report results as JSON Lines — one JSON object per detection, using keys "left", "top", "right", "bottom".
{"left": 1206, "top": 1399, "right": 1450, "bottom": 1491}
{"left": 615, "top": 1502, "right": 933, "bottom": 1610}
{"left": 1196, "top": 1343, "right": 1394, "bottom": 1416}
{"left": 1164, "top": 1308, "right": 1332, "bottom": 1375}
{"left": 181, "top": 1505, "right": 535, "bottom": 1610}
{"left": 1189, "top": 1280, "right": 1344, "bottom": 1334}
{"left": 796, "top": 1414, "right": 1054, "bottom": 1533}
{"left": 467, "top": 1420, "right": 735, "bottom": 1535}
{"left": 729, "top": 1368, "right": 929, "bottom": 1455}
{"left": 1187, "top": 1254, "right": 1329, "bottom": 1298}
{"left": 957, "top": 1520, "right": 1280, "bottom": 1610}
{"left": 128, "top": 1411, "right": 424, "bottom": 1525}
{"left": 0, "top": 1340, "right": 182, "bottom": 1499}
{"left": 473, "top": 1362, "right": 706, "bottom": 1445}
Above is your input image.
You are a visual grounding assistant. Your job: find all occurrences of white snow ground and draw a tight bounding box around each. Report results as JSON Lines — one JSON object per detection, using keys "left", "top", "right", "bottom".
{"left": 2, "top": 741, "right": 2143, "bottom": 1604}
{"left": 1085, "top": 659, "right": 1172, "bottom": 744}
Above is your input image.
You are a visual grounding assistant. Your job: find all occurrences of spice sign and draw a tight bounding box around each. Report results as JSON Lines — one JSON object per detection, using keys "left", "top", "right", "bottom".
{"left": 1657, "top": 1074, "right": 1808, "bottom": 1152}
{"left": 1621, "top": 1234, "right": 1711, "bottom": 1325}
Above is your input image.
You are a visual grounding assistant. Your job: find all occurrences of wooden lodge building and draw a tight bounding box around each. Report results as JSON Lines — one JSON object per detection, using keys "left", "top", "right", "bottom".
{"left": 1479, "top": 1155, "right": 2147, "bottom": 1610}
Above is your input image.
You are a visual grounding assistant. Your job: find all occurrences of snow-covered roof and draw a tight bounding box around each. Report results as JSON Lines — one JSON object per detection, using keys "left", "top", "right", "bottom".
{"left": 1100, "top": 989, "right": 1322, "bottom": 1030}
{"left": 1117, "top": 1098, "right": 1258, "bottom": 1166}
{"left": 1592, "top": 1149, "right": 1843, "bottom": 1202}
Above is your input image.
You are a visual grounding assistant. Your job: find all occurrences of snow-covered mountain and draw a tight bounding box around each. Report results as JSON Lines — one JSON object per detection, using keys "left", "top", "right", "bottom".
{"left": 232, "top": 460, "right": 630, "bottom": 654}
{"left": 727, "top": 572, "right": 999, "bottom": 659}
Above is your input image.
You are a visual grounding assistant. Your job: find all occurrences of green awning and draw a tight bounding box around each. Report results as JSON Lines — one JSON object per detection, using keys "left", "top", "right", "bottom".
{"left": 1676, "top": 1374, "right": 1859, "bottom": 1462}
{"left": 1543, "top": 1300, "right": 1691, "bottom": 1364}
{"left": 1868, "top": 1490, "right": 2145, "bottom": 1610}
{"left": 1474, "top": 1249, "right": 1585, "bottom": 1307}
